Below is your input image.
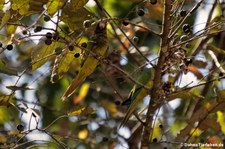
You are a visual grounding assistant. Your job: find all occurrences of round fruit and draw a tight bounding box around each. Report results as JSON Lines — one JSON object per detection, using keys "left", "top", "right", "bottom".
{"left": 55, "top": 47, "right": 62, "bottom": 55}
{"left": 52, "top": 74, "right": 59, "bottom": 82}
{"left": 152, "top": 138, "right": 158, "bottom": 142}
{"left": 182, "top": 24, "right": 191, "bottom": 34}
{"left": 44, "top": 16, "right": 51, "bottom": 22}
{"left": 114, "top": 100, "right": 121, "bottom": 105}
{"left": 180, "top": 10, "right": 187, "bottom": 17}
{"left": 122, "top": 19, "right": 129, "bottom": 26}
{"left": 45, "top": 39, "right": 52, "bottom": 45}
{"left": 83, "top": 20, "right": 92, "bottom": 28}
{"left": 150, "top": 0, "right": 157, "bottom": 5}
{"left": 68, "top": 44, "right": 74, "bottom": 51}
{"left": 17, "top": 124, "right": 24, "bottom": 131}
{"left": 45, "top": 32, "right": 52, "bottom": 39}
{"left": 22, "top": 30, "right": 27, "bottom": 35}
{"left": 6, "top": 44, "right": 13, "bottom": 50}
{"left": 133, "top": 36, "right": 139, "bottom": 43}
{"left": 74, "top": 53, "right": 80, "bottom": 58}
{"left": 137, "top": 9, "right": 145, "bottom": 16}
{"left": 81, "top": 42, "right": 87, "bottom": 48}
{"left": 34, "top": 26, "right": 42, "bottom": 32}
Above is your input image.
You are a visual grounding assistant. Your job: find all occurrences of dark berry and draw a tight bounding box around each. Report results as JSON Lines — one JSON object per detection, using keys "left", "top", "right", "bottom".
{"left": 0, "top": 42, "right": 2, "bottom": 47}
{"left": 45, "top": 39, "right": 52, "bottom": 45}
{"left": 6, "top": 44, "right": 13, "bottom": 50}
{"left": 74, "top": 53, "right": 80, "bottom": 58}
{"left": 122, "top": 19, "right": 129, "bottom": 26}
{"left": 152, "top": 138, "right": 157, "bottom": 142}
{"left": 34, "top": 26, "right": 42, "bottom": 32}
{"left": 44, "top": 16, "right": 51, "bottom": 22}
{"left": 45, "top": 32, "right": 52, "bottom": 39}
{"left": 81, "top": 42, "right": 87, "bottom": 48}
{"left": 17, "top": 124, "right": 24, "bottom": 131}
{"left": 53, "top": 32, "right": 60, "bottom": 41}
{"left": 185, "top": 43, "right": 191, "bottom": 48}
{"left": 55, "top": 47, "right": 62, "bottom": 55}
{"left": 102, "top": 137, "right": 109, "bottom": 142}
{"left": 159, "top": 124, "right": 163, "bottom": 129}
{"left": 180, "top": 10, "right": 187, "bottom": 17}
{"left": 163, "top": 147, "right": 168, "bottom": 149}
{"left": 133, "top": 36, "right": 139, "bottom": 43}
{"left": 83, "top": 20, "right": 92, "bottom": 28}
{"left": 22, "top": 30, "right": 27, "bottom": 35}
{"left": 137, "top": 9, "right": 145, "bottom": 16}
{"left": 52, "top": 74, "right": 59, "bottom": 82}
{"left": 114, "top": 100, "right": 121, "bottom": 105}
{"left": 182, "top": 24, "right": 191, "bottom": 34}
{"left": 68, "top": 44, "right": 74, "bottom": 51}
{"left": 150, "top": 0, "right": 157, "bottom": 5}
{"left": 219, "top": 72, "right": 224, "bottom": 77}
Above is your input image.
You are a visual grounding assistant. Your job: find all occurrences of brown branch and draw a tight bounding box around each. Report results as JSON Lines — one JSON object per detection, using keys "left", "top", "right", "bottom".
{"left": 141, "top": 0, "right": 172, "bottom": 148}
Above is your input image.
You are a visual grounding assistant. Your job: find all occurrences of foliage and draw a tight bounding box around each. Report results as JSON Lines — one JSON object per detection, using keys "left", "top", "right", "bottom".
{"left": 0, "top": 0, "right": 225, "bottom": 148}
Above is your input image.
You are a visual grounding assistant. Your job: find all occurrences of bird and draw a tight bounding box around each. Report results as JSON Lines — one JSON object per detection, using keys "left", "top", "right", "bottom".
{"left": 62, "top": 20, "right": 108, "bottom": 101}
{"left": 120, "top": 68, "right": 153, "bottom": 127}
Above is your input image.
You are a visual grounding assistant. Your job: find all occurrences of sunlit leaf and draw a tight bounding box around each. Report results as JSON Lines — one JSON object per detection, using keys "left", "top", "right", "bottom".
{"left": 190, "top": 128, "right": 202, "bottom": 137}
{"left": 71, "top": 0, "right": 89, "bottom": 10}
{"left": 11, "top": 0, "right": 46, "bottom": 15}
{"left": 0, "top": 0, "right": 4, "bottom": 11}
{"left": 0, "top": 60, "right": 18, "bottom": 76}
{"left": 217, "top": 111, "right": 225, "bottom": 134}
{"left": 0, "top": 10, "right": 11, "bottom": 30}
{"left": 46, "top": 0, "right": 66, "bottom": 16}
{"left": 60, "top": 6, "right": 92, "bottom": 34}
{"left": 51, "top": 47, "right": 80, "bottom": 83}
{"left": 73, "top": 83, "right": 90, "bottom": 104}
{"left": 78, "top": 129, "right": 88, "bottom": 140}
{"left": 31, "top": 37, "right": 64, "bottom": 71}
{"left": 67, "top": 106, "right": 95, "bottom": 116}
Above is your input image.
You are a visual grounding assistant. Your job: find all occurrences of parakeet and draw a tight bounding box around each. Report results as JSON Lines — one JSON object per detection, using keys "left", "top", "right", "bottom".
{"left": 62, "top": 20, "right": 108, "bottom": 101}
{"left": 120, "top": 68, "right": 153, "bottom": 127}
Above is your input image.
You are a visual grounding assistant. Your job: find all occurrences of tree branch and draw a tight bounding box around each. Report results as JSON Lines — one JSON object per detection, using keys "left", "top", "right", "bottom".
{"left": 141, "top": 0, "right": 172, "bottom": 148}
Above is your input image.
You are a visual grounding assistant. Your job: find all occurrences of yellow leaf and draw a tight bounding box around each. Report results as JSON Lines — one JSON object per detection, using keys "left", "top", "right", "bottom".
{"left": 67, "top": 106, "right": 95, "bottom": 116}
{"left": 217, "top": 111, "right": 225, "bottom": 134}
{"left": 0, "top": 10, "right": 10, "bottom": 30}
{"left": 205, "top": 102, "right": 211, "bottom": 110}
{"left": 190, "top": 128, "right": 202, "bottom": 137}
{"left": 101, "top": 100, "right": 118, "bottom": 115}
{"left": 79, "top": 83, "right": 90, "bottom": 99}
{"left": 78, "top": 129, "right": 88, "bottom": 140}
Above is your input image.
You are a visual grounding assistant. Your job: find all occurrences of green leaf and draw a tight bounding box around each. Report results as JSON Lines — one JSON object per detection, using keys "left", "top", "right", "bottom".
{"left": 31, "top": 38, "right": 64, "bottom": 71}
{"left": 67, "top": 106, "right": 95, "bottom": 116}
{"left": 0, "top": 60, "right": 18, "bottom": 76}
{"left": 51, "top": 48, "right": 80, "bottom": 82}
{"left": 0, "top": 0, "right": 4, "bottom": 11}
{"left": 60, "top": 6, "right": 92, "bottom": 34}
{"left": 217, "top": 111, "right": 225, "bottom": 134}
{"left": 11, "top": 0, "right": 46, "bottom": 16}
{"left": 46, "top": 0, "right": 66, "bottom": 16}
{"left": 0, "top": 10, "right": 11, "bottom": 30}
{"left": 207, "top": 44, "right": 225, "bottom": 55}
{"left": 71, "top": 0, "right": 89, "bottom": 10}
